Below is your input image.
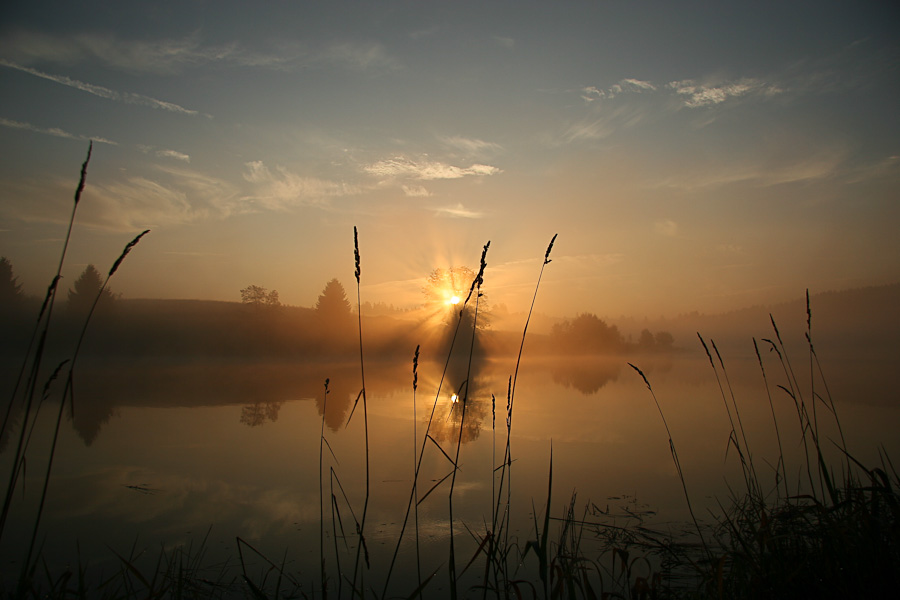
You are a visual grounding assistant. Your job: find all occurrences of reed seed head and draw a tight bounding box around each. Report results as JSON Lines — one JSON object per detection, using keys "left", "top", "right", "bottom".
{"left": 628, "top": 362, "right": 652, "bottom": 391}
{"left": 353, "top": 226, "right": 361, "bottom": 283}
{"left": 74, "top": 142, "right": 92, "bottom": 207}
{"left": 464, "top": 240, "right": 490, "bottom": 305}
{"left": 108, "top": 230, "right": 150, "bottom": 278}
{"left": 544, "top": 233, "right": 557, "bottom": 265}
{"left": 412, "top": 344, "right": 420, "bottom": 391}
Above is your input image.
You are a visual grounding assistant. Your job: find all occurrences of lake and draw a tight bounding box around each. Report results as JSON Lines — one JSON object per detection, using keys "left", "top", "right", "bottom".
{"left": 1, "top": 336, "right": 898, "bottom": 597}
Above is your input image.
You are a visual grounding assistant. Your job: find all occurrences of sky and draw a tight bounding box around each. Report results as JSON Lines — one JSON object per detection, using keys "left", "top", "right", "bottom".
{"left": 1, "top": 1, "right": 898, "bottom": 319}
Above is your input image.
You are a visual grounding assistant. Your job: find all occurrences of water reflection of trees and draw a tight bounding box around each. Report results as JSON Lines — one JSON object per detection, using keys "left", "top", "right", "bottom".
{"left": 239, "top": 401, "right": 282, "bottom": 427}
{"left": 551, "top": 359, "right": 623, "bottom": 395}
{"left": 19, "top": 351, "right": 667, "bottom": 446}
{"left": 427, "top": 391, "right": 490, "bottom": 446}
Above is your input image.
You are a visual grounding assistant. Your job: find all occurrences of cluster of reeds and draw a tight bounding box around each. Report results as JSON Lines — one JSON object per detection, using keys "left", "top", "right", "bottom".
{"left": 0, "top": 143, "right": 151, "bottom": 598}
{"left": 289, "top": 232, "right": 564, "bottom": 600}
{"left": 627, "top": 293, "right": 900, "bottom": 599}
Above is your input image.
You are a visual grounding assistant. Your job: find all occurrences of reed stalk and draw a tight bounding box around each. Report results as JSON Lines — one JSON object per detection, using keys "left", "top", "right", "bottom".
{"left": 448, "top": 241, "right": 489, "bottom": 599}
{"left": 754, "top": 337, "right": 789, "bottom": 498}
{"left": 412, "top": 345, "right": 422, "bottom": 599}
{"left": 490, "top": 233, "right": 557, "bottom": 589}
{"left": 19, "top": 230, "right": 150, "bottom": 594}
{"left": 319, "top": 378, "right": 329, "bottom": 599}
{"left": 628, "top": 363, "right": 711, "bottom": 565}
{"left": 0, "top": 143, "right": 92, "bottom": 542}
{"left": 348, "top": 226, "right": 370, "bottom": 598}
{"left": 381, "top": 241, "right": 490, "bottom": 599}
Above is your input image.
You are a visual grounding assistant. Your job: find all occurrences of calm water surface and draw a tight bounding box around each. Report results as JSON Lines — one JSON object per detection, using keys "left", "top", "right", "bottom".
{"left": 2, "top": 344, "right": 898, "bottom": 595}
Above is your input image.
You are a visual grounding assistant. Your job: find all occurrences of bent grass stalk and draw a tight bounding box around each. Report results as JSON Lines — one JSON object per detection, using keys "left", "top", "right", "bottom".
{"left": 754, "top": 337, "right": 789, "bottom": 498}
{"left": 449, "top": 241, "right": 489, "bottom": 599}
{"left": 0, "top": 142, "right": 92, "bottom": 542}
{"left": 20, "top": 229, "right": 150, "bottom": 592}
{"left": 627, "top": 363, "right": 710, "bottom": 566}
{"left": 490, "top": 233, "right": 557, "bottom": 588}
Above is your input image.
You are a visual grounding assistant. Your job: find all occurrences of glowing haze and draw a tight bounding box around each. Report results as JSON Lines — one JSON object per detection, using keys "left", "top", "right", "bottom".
{"left": 1, "top": 1, "right": 898, "bottom": 319}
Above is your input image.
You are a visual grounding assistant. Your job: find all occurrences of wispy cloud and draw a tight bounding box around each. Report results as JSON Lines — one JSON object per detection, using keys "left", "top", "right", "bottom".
{"left": 433, "top": 203, "right": 484, "bottom": 219}
{"left": 0, "top": 59, "right": 205, "bottom": 116}
{"left": 243, "top": 160, "right": 362, "bottom": 210}
{"left": 409, "top": 26, "right": 440, "bottom": 40}
{"left": 650, "top": 150, "right": 847, "bottom": 190}
{"left": 580, "top": 78, "right": 656, "bottom": 103}
{"left": 1, "top": 165, "right": 242, "bottom": 230}
{"left": 401, "top": 185, "right": 432, "bottom": 197}
{"left": 667, "top": 78, "right": 778, "bottom": 108}
{"left": 654, "top": 219, "right": 679, "bottom": 236}
{"left": 0, "top": 31, "right": 400, "bottom": 74}
{"left": 563, "top": 103, "right": 650, "bottom": 142}
{"left": 156, "top": 149, "right": 191, "bottom": 163}
{"left": 364, "top": 156, "right": 500, "bottom": 180}
{"left": 0, "top": 117, "right": 117, "bottom": 145}
{"left": 440, "top": 135, "right": 503, "bottom": 157}
{"left": 317, "top": 42, "right": 400, "bottom": 71}
{"left": 493, "top": 36, "right": 515, "bottom": 49}
{"left": 566, "top": 74, "right": 783, "bottom": 144}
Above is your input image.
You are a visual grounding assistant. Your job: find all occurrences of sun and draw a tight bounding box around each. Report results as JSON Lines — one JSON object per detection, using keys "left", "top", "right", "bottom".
{"left": 446, "top": 294, "right": 461, "bottom": 306}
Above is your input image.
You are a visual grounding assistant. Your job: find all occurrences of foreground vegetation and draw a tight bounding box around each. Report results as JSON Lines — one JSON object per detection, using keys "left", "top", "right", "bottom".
{"left": 2, "top": 146, "right": 898, "bottom": 598}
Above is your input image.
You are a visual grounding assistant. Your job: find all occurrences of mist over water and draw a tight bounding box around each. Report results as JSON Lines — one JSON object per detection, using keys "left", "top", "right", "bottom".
{"left": 2, "top": 329, "right": 897, "bottom": 593}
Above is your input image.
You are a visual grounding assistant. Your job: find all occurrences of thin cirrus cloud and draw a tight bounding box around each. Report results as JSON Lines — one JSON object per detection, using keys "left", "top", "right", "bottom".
{"left": 401, "top": 185, "right": 432, "bottom": 197}
{"left": 2, "top": 164, "right": 242, "bottom": 231}
{"left": 136, "top": 146, "right": 192, "bottom": 163}
{"left": 0, "top": 31, "right": 399, "bottom": 74}
{"left": 84, "top": 165, "right": 245, "bottom": 230}
{"left": 440, "top": 135, "right": 503, "bottom": 157}
{"left": 566, "top": 75, "right": 782, "bottom": 143}
{"left": 649, "top": 149, "right": 848, "bottom": 190}
{"left": 654, "top": 219, "right": 679, "bottom": 236}
{"left": 155, "top": 149, "right": 191, "bottom": 163}
{"left": 579, "top": 76, "right": 778, "bottom": 108}
{"left": 243, "top": 160, "right": 363, "bottom": 210}
{"left": 666, "top": 78, "right": 781, "bottom": 108}
{"left": 0, "top": 116, "right": 117, "bottom": 145}
{"left": 580, "top": 78, "right": 657, "bottom": 103}
{"left": 364, "top": 156, "right": 501, "bottom": 180}
{"left": 433, "top": 203, "right": 484, "bottom": 219}
{"left": 0, "top": 59, "right": 205, "bottom": 116}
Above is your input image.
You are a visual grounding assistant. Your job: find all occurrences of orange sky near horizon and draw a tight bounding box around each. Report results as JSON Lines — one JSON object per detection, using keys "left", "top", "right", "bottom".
{"left": 1, "top": 2, "right": 898, "bottom": 320}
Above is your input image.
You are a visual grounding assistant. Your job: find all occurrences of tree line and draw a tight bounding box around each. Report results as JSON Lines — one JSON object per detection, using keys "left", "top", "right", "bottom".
{"left": 2, "top": 258, "right": 677, "bottom": 358}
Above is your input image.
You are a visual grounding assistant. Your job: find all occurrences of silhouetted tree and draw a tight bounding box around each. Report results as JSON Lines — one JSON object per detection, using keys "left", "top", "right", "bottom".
{"left": 0, "top": 257, "right": 23, "bottom": 311}
{"left": 240, "top": 284, "right": 281, "bottom": 308}
{"left": 67, "top": 264, "right": 115, "bottom": 317}
{"left": 423, "top": 266, "right": 490, "bottom": 329}
{"left": 551, "top": 313, "right": 623, "bottom": 354}
{"left": 654, "top": 331, "right": 675, "bottom": 349}
{"left": 638, "top": 328, "right": 655, "bottom": 349}
{"left": 315, "top": 278, "right": 351, "bottom": 321}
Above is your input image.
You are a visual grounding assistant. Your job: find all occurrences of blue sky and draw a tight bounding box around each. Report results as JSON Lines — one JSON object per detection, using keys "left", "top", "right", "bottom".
{"left": 1, "top": 1, "right": 898, "bottom": 318}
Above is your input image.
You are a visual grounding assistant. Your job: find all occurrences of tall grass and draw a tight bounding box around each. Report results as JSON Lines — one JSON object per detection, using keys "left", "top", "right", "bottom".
{"left": 0, "top": 143, "right": 152, "bottom": 597}
{"left": 626, "top": 293, "right": 900, "bottom": 599}
{"left": 0, "top": 143, "right": 93, "bottom": 542}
